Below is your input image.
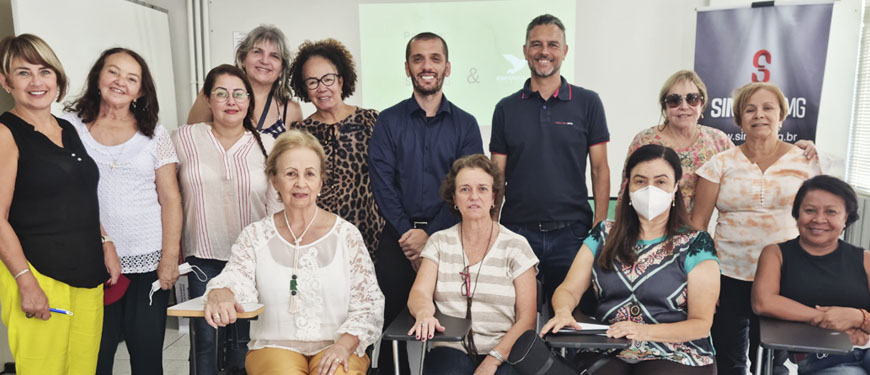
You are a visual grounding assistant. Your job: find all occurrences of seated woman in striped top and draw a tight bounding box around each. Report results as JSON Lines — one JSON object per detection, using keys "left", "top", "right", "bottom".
{"left": 408, "top": 154, "right": 538, "bottom": 375}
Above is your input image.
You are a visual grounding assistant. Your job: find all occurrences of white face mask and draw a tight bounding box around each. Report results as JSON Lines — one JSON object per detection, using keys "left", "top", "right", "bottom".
{"left": 629, "top": 185, "right": 675, "bottom": 220}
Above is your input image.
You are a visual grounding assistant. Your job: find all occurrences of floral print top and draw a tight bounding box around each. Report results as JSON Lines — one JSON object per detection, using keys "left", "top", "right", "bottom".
{"left": 584, "top": 221, "right": 719, "bottom": 366}
{"left": 696, "top": 145, "right": 822, "bottom": 281}
{"left": 620, "top": 125, "right": 733, "bottom": 211}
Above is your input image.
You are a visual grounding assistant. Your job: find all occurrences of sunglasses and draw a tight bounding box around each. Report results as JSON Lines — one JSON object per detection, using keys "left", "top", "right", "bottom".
{"left": 663, "top": 93, "right": 703, "bottom": 108}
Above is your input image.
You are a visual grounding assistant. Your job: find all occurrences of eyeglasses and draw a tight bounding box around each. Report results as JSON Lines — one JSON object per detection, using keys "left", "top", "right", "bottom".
{"left": 212, "top": 88, "right": 250, "bottom": 103}
{"left": 304, "top": 73, "right": 339, "bottom": 90}
{"left": 663, "top": 93, "right": 703, "bottom": 108}
{"left": 460, "top": 266, "right": 471, "bottom": 297}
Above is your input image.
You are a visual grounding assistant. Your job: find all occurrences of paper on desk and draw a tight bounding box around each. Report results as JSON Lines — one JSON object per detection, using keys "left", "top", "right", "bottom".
{"left": 557, "top": 322, "right": 610, "bottom": 334}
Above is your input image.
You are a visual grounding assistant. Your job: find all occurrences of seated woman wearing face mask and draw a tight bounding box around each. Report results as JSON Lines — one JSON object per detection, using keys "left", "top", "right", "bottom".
{"left": 542, "top": 144, "right": 720, "bottom": 375}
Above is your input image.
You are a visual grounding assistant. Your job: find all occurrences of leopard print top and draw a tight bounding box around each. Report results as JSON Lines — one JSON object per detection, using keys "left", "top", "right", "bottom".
{"left": 291, "top": 107, "right": 385, "bottom": 260}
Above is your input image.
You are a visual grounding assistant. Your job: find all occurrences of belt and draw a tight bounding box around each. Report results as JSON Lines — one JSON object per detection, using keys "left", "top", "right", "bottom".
{"left": 517, "top": 221, "right": 579, "bottom": 232}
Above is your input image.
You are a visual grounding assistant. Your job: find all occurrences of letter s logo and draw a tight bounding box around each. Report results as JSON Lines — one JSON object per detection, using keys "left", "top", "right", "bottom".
{"left": 752, "top": 49, "right": 771, "bottom": 82}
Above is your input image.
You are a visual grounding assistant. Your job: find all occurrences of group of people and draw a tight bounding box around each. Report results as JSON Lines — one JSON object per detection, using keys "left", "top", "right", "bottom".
{"left": 0, "top": 11, "right": 867, "bottom": 375}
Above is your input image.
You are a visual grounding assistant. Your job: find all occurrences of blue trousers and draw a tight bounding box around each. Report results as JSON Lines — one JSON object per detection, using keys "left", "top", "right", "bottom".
{"left": 423, "top": 347, "right": 517, "bottom": 375}
{"left": 186, "top": 256, "right": 250, "bottom": 375}
{"left": 502, "top": 222, "right": 590, "bottom": 312}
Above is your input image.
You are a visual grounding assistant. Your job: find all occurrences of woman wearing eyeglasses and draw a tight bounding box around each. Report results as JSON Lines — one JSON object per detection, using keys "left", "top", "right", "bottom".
{"left": 408, "top": 154, "right": 538, "bottom": 375}
{"left": 173, "top": 64, "right": 278, "bottom": 374}
{"left": 288, "top": 39, "right": 384, "bottom": 261}
{"left": 692, "top": 82, "right": 824, "bottom": 375}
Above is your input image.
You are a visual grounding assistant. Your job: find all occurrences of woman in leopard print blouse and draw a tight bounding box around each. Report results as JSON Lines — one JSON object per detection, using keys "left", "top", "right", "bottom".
{"left": 289, "top": 38, "right": 384, "bottom": 259}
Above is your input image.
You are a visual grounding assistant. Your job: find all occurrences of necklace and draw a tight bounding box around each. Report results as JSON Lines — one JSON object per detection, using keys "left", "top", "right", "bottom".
{"left": 109, "top": 140, "right": 128, "bottom": 171}
{"left": 458, "top": 220, "right": 495, "bottom": 316}
{"left": 743, "top": 141, "right": 781, "bottom": 164}
{"left": 283, "top": 207, "right": 318, "bottom": 313}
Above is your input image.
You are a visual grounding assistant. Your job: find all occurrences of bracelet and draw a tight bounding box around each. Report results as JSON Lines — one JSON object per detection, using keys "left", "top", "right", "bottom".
{"left": 488, "top": 349, "right": 505, "bottom": 363}
{"left": 861, "top": 309, "right": 870, "bottom": 332}
{"left": 101, "top": 235, "right": 112, "bottom": 244}
{"left": 13, "top": 268, "right": 30, "bottom": 280}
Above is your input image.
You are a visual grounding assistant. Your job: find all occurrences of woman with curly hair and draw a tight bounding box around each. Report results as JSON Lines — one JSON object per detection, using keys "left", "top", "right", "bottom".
{"left": 288, "top": 38, "right": 384, "bottom": 260}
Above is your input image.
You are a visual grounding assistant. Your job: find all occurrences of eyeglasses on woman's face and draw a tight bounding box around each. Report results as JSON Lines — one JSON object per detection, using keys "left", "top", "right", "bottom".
{"left": 304, "top": 73, "right": 339, "bottom": 90}
{"left": 212, "top": 88, "right": 250, "bottom": 103}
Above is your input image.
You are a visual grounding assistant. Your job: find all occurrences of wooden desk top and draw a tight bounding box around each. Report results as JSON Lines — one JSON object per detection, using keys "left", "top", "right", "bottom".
{"left": 167, "top": 296, "right": 264, "bottom": 319}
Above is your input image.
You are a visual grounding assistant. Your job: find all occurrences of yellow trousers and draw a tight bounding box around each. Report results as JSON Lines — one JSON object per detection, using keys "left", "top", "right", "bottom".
{"left": 246, "top": 347, "right": 370, "bottom": 375}
{"left": 0, "top": 265, "right": 103, "bottom": 375}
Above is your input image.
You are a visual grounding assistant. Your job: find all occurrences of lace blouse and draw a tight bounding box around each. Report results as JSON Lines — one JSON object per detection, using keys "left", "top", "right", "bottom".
{"left": 64, "top": 113, "right": 178, "bottom": 273}
{"left": 205, "top": 214, "right": 385, "bottom": 356}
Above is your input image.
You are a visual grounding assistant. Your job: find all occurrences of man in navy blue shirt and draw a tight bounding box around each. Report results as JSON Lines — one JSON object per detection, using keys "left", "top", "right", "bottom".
{"left": 369, "top": 32, "right": 483, "bottom": 373}
{"left": 490, "top": 14, "right": 611, "bottom": 310}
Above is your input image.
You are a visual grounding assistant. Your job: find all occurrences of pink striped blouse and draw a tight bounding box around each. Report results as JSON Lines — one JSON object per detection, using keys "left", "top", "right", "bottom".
{"left": 173, "top": 123, "right": 279, "bottom": 261}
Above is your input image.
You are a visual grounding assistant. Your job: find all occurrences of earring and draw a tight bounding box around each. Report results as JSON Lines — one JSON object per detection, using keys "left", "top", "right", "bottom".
{"left": 317, "top": 192, "right": 321, "bottom": 197}
{"left": 628, "top": 201, "right": 632, "bottom": 206}
{"left": 131, "top": 100, "right": 138, "bottom": 110}
{"left": 454, "top": 205, "right": 458, "bottom": 210}
{"left": 672, "top": 200, "right": 675, "bottom": 207}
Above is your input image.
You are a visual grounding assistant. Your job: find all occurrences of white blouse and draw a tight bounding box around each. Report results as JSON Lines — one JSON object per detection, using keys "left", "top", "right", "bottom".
{"left": 205, "top": 214, "right": 385, "bottom": 357}
{"left": 64, "top": 113, "right": 177, "bottom": 273}
{"left": 172, "top": 123, "right": 280, "bottom": 261}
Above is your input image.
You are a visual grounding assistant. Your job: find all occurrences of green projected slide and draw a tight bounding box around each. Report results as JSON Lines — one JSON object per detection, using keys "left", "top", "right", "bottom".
{"left": 359, "top": 0, "right": 575, "bottom": 127}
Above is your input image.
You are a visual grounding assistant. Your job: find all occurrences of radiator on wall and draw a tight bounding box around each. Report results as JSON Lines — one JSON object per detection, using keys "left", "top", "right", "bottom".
{"left": 844, "top": 194, "right": 870, "bottom": 249}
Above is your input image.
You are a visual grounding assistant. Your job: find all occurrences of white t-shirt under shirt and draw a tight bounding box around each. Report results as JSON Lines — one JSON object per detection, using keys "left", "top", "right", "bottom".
{"left": 173, "top": 122, "right": 280, "bottom": 261}
{"left": 64, "top": 113, "right": 178, "bottom": 273}
{"left": 421, "top": 224, "right": 539, "bottom": 354}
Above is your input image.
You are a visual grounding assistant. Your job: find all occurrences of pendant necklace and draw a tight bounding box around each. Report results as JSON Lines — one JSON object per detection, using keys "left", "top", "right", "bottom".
{"left": 109, "top": 140, "right": 128, "bottom": 171}
{"left": 459, "top": 220, "right": 495, "bottom": 319}
{"left": 283, "top": 207, "right": 318, "bottom": 313}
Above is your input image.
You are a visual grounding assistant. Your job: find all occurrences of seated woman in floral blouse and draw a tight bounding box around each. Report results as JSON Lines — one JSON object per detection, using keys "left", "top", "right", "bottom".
{"left": 542, "top": 144, "right": 720, "bottom": 375}
{"left": 204, "top": 129, "right": 385, "bottom": 375}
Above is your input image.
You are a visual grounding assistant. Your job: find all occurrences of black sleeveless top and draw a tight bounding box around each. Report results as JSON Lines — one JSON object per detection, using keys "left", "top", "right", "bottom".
{"left": 2, "top": 112, "right": 108, "bottom": 288}
{"left": 779, "top": 237, "right": 870, "bottom": 310}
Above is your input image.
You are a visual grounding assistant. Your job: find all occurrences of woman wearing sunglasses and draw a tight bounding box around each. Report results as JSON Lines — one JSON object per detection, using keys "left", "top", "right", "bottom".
{"left": 620, "top": 70, "right": 732, "bottom": 211}
{"left": 621, "top": 70, "right": 815, "bottom": 211}
{"left": 288, "top": 39, "right": 384, "bottom": 262}
{"left": 173, "top": 64, "right": 278, "bottom": 374}
{"left": 408, "top": 154, "right": 538, "bottom": 375}
{"left": 692, "top": 82, "right": 824, "bottom": 375}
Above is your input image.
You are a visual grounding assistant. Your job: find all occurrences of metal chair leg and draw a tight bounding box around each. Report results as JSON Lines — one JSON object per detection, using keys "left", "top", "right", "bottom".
{"left": 765, "top": 347, "right": 773, "bottom": 375}
{"left": 371, "top": 337, "right": 381, "bottom": 368}
{"left": 392, "top": 340, "right": 399, "bottom": 375}
{"left": 418, "top": 341, "right": 427, "bottom": 375}
{"left": 754, "top": 346, "right": 764, "bottom": 375}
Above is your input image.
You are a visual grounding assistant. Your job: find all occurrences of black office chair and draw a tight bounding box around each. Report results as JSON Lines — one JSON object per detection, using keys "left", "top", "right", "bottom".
{"left": 371, "top": 308, "right": 471, "bottom": 375}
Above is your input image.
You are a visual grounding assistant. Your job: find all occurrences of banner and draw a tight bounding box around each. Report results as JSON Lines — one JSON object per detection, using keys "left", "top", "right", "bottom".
{"left": 694, "top": 3, "right": 833, "bottom": 145}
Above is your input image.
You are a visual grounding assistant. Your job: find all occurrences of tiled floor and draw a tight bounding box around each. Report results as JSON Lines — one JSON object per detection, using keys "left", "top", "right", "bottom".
{"left": 108, "top": 318, "right": 190, "bottom": 375}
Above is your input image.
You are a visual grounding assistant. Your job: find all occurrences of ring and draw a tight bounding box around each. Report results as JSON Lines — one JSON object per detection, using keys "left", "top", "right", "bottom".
{"left": 334, "top": 358, "right": 341, "bottom": 363}
{"left": 24, "top": 313, "right": 34, "bottom": 319}
{"left": 212, "top": 313, "right": 220, "bottom": 320}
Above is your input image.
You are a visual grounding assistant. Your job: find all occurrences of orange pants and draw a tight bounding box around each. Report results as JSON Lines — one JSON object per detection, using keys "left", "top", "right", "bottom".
{"left": 246, "top": 347, "right": 370, "bottom": 375}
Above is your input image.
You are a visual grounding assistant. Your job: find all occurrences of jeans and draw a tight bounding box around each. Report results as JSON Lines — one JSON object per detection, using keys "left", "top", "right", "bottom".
{"left": 503, "top": 222, "right": 591, "bottom": 313}
{"left": 97, "top": 271, "right": 169, "bottom": 375}
{"left": 187, "top": 256, "right": 250, "bottom": 375}
{"left": 798, "top": 349, "right": 870, "bottom": 375}
{"left": 423, "top": 347, "right": 516, "bottom": 375}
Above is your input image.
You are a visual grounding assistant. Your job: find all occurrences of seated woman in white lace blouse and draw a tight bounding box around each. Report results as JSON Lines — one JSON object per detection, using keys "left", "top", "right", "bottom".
{"left": 204, "top": 129, "right": 385, "bottom": 375}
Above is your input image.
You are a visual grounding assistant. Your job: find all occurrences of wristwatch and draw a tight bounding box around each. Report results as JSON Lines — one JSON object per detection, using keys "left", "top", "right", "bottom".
{"left": 488, "top": 349, "right": 505, "bottom": 363}
{"left": 101, "top": 235, "right": 112, "bottom": 244}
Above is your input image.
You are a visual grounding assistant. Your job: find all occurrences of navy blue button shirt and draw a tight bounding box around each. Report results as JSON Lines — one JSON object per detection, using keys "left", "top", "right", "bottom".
{"left": 369, "top": 94, "right": 483, "bottom": 236}
{"left": 490, "top": 77, "right": 609, "bottom": 224}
